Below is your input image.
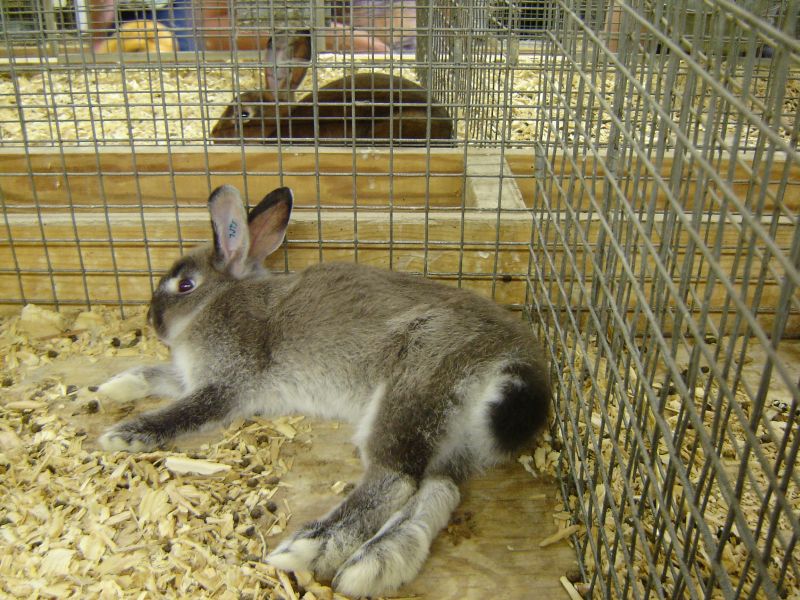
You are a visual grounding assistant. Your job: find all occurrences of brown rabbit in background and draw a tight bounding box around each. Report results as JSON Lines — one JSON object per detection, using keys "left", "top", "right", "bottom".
{"left": 210, "top": 32, "right": 454, "bottom": 145}
{"left": 97, "top": 185, "right": 549, "bottom": 596}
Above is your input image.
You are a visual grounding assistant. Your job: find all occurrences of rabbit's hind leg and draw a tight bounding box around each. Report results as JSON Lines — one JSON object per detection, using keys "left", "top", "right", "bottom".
{"left": 333, "top": 475, "right": 459, "bottom": 597}
{"left": 267, "top": 467, "right": 417, "bottom": 580}
{"left": 269, "top": 372, "right": 458, "bottom": 591}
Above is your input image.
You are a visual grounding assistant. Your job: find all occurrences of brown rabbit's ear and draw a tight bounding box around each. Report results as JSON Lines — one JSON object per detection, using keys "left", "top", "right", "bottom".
{"left": 247, "top": 187, "right": 293, "bottom": 263}
{"left": 264, "top": 30, "right": 311, "bottom": 102}
{"left": 208, "top": 185, "right": 251, "bottom": 278}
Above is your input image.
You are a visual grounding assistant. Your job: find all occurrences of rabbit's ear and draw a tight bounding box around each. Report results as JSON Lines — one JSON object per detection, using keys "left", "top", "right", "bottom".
{"left": 247, "top": 187, "right": 293, "bottom": 263}
{"left": 264, "top": 30, "right": 311, "bottom": 102}
{"left": 208, "top": 185, "right": 251, "bottom": 278}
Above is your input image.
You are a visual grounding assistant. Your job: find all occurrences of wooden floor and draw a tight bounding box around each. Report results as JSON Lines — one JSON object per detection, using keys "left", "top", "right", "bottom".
{"left": 15, "top": 326, "right": 800, "bottom": 599}
{"left": 273, "top": 420, "right": 576, "bottom": 599}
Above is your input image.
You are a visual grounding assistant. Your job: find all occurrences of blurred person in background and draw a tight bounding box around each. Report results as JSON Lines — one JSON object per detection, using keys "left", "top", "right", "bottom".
{"left": 86, "top": 0, "right": 416, "bottom": 54}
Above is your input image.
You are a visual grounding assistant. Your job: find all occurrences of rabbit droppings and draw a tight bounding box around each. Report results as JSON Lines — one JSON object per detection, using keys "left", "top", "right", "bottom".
{"left": 98, "top": 185, "right": 551, "bottom": 597}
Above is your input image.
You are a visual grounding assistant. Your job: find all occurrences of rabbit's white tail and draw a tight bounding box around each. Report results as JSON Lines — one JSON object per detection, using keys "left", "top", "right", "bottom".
{"left": 332, "top": 477, "right": 460, "bottom": 596}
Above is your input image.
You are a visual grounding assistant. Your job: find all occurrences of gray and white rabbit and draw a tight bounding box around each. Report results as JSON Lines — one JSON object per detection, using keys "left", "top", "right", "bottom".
{"left": 97, "top": 184, "right": 551, "bottom": 597}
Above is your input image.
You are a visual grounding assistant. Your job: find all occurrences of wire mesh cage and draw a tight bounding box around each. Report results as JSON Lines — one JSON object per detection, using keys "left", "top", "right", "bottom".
{"left": 528, "top": 0, "right": 800, "bottom": 597}
{"left": 0, "top": 0, "right": 798, "bottom": 597}
{"left": 0, "top": 0, "right": 54, "bottom": 40}
{"left": 416, "top": 0, "right": 522, "bottom": 141}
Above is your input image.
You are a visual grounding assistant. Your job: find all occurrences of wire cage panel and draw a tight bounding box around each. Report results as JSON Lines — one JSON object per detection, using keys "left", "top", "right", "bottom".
{"left": 0, "top": 1, "right": 541, "bottom": 314}
{"left": 0, "top": 0, "right": 57, "bottom": 40}
{"left": 0, "top": 146, "right": 535, "bottom": 311}
{"left": 0, "top": 0, "right": 798, "bottom": 598}
{"left": 417, "top": 0, "right": 522, "bottom": 142}
{"left": 0, "top": 2, "right": 564, "bottom": 150}
{"left": 528, "top": 0, "right": 799, "bottom": 597}
{"left": 0, "top": 6, "right": 472, "bottom": 148}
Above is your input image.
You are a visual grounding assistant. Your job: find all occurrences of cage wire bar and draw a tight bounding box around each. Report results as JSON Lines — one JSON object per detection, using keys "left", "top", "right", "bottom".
{"left": 528, "top": 0, "right": 800, "bottom": 597}
{"left": 0, "top": 0, "right": 535, "bottom": 315}
{"left": 0, "top": 0, "right": 799, "bottom": 597}
{"left": 417, "top": 0, "right": 521, "bottom": 142}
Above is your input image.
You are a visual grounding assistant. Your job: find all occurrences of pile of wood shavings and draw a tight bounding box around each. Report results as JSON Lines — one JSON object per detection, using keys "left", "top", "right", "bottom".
{"left": 534, "top": 339, "right": 800, "bottom": 599}
{"left": 517, "top": 430, "right": 585, "bottom": 597}
{"left": 0, "top": 66, "right": 259, "bottom": 145}
{"left": 0, "top": 56, "right": 418, "bottom": 147}
{"left": 507, "top": 56, "right": 799, "bottom": 149}
{"left": 1, "top": 52, "right": 794, "bottom": 149}
{"left": 0, "top": 304, "right": 344, "bottom": 600}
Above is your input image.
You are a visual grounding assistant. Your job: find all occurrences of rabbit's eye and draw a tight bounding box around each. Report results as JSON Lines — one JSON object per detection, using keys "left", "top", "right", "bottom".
{"left": 177, "top": 278, "right": 195, "bottom": 293}
{"left": 239, "top": 109, "right": 252, "bottom": 122}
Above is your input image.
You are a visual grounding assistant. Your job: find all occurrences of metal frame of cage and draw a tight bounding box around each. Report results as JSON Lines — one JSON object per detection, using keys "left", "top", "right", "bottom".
{"left": 0, "top": 0, "right": 537, "bottom": 313}
{"left": 527, "top": 0, "right": 799, "bottom": 597}
{"left": 0, "top": 0, "right": 798, "bottom": 598}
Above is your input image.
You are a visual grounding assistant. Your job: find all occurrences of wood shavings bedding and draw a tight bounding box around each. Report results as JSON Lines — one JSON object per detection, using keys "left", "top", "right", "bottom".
{"left": 0, "top": 56, "right": 420, "bottom": 147}
{"left": 525, "top": 337, "right": 799, "bottom": 599}
{"left": 1, "top": 54, "right": 794, "bottom": 148}
{"left": 507, "top": 57, "right": 798, "bottom": 149}
{"left": 0, "top": 304, "right": 347, "bottom": 600}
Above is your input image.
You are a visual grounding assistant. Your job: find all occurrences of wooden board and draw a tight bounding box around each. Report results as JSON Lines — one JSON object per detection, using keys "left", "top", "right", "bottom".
{"left": 6, "top": 317, "right": 578, "bottom": 600}
{"left": 6, "top": 147, "right": 794, "bottom": 213}
{"left": 0, "top": 150, "right": 534, "bottom": 310}
{"left": 1, "top": 147, "right": 796, "bottom": 336}
{"left": 506, "top": 150, "right": 800, "bottom": 213}
{"left": 0, "top": 147, "right": 467, "bottom": 209}
{"left": 0, "top": 206, "right": 534, "bottom": 309}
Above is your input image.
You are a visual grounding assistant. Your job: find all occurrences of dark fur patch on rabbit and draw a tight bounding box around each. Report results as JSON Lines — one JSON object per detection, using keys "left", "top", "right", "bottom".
{"left": 489, "top": 362, "right": 551, "bottom": 453}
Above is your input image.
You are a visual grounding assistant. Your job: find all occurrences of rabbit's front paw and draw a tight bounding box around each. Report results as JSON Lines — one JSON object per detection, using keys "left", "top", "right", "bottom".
{"left": 97, "top": 369, "right": 150, "bottom": 402}
{"left": 98, "top": 420, "right": 159, "bottom": 452}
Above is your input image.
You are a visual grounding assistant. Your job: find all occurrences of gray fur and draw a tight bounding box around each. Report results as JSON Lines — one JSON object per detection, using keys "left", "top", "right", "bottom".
{"left": 98, "top": 185, "right": 551, "bottom": 596}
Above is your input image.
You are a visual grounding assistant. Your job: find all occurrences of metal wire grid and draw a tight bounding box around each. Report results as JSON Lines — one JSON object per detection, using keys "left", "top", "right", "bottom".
{"left": 0, "top": 147, "right": 536, "bottom": 312}
{"left": 0, "top": 0, "right": 67, "bottom": 42}
{"left": 0, "top": 51, "right": 535, "bottom": 312}
{"left": 0, "top": 1, "right": 541, "bottom": 148}
{"left": 526, "top": 0, "right": 799, "bottom": 597}
{"left": 0, "top": 2, "right": 698, "bottom": 154}
{"left": 485, "top": 0, "right": 609, "bottom": 39}
{"left": 0, "top": 1, "right": 798, "bottom": 595}
{"left": 0, "top": 0, "right": 309, "bottom": 147}
{"left": 0, "top": 2, "right": 791, "bottom": 148}
{"left": 417, "top": 0, "right": 522, "bottom": 142}
{"left": 0, "top": 0, "right": 540, "bottom": 314}
{"left": 0, "top": 0, "right": 312, "bottom": 46}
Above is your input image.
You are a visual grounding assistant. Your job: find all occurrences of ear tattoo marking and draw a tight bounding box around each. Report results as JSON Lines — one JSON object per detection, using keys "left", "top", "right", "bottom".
{"left": 228, "top": 220, "right": 239, "bottom": 239}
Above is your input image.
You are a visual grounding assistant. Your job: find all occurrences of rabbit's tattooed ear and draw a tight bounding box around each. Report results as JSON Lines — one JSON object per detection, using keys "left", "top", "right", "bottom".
{"left": 206, "top": 184, "right": 293, "bottom": 276}
{"left": 208, "top": 185, "right": 251, "bottom": 277}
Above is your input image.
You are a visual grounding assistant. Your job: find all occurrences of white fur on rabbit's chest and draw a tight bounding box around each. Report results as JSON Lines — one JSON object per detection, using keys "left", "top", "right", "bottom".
{"left": 171, "top": 345, "right": 199, "bottom": 391}
{"left": 170, "top": 343, "right": 370, "bottom": 423}
{"left": 238, "top": 368, "right": 372, "bottom": 426}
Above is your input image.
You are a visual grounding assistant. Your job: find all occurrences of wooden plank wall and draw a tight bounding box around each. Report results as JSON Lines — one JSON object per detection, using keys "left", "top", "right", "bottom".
{"left": 506, "top": 151, "right": 800, "bottom": 337}
{"left": 1, "top": 147, "right": 796, "bottom": 337}
{"left": 0, "top": 148, "right": 532, "bottom": 311}
{"left": 0, "top": 147, "right": 466, "bottom": 209}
